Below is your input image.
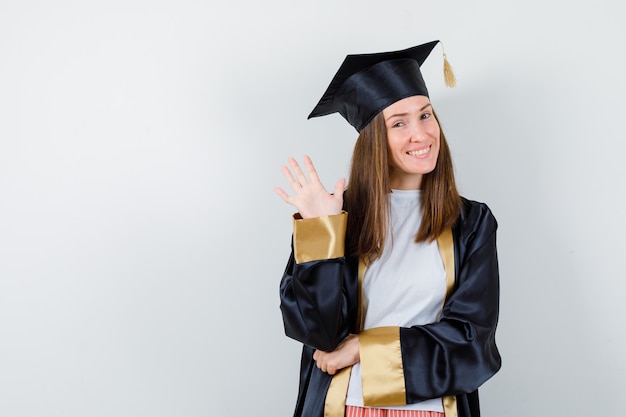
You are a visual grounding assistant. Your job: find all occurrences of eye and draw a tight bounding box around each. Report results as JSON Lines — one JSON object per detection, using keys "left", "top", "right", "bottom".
{"left": 421, "top": 112, "right": 432, "bottom": 120}
{"left": 392, "top": 121, "right": 405, "bottom": 128}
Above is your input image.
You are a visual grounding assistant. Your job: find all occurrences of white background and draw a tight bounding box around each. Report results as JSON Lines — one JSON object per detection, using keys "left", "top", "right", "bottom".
{"left": 1, "top": 1, "right": 625, "bottom": 416}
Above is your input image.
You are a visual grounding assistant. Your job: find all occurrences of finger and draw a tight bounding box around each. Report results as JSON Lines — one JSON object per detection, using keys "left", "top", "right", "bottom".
{"left": 333, "top": 178, "right": 346, "bottom": 199}
{"left": 280, "top": 165, "right": 302, "bottom": 192}
{"left": 303, "top": 155, "right": 321, "bottom": 183}
{"left": 318, "top": 358, "right": 326, "bottom": 373}
{"left": 274, "top": 187, "right": 292, "bottom": 203}
{"left": 288, "top": 157, "right": 309, "bottom": 186}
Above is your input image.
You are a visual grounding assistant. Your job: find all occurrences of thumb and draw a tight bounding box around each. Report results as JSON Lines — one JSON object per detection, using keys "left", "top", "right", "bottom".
{"left": 333, "top": 178, "right": 346, "bottom": 199}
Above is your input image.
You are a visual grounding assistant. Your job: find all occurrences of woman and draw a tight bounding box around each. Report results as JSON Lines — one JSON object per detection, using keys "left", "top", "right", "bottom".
{"left": 275, "top": 40, "right": 501, "bottom": 417}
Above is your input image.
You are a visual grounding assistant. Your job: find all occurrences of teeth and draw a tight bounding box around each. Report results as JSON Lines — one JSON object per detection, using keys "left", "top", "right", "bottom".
{"left": 407, "top": 147, "right": 429, "bottom": 156}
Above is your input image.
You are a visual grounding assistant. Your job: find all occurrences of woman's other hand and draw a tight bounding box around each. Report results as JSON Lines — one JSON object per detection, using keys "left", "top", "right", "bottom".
{"left": 275, "top": 155, "right": 345, "bottom": 219}
{"left": 312, "top": 334, "right": 360, "bottom": 375}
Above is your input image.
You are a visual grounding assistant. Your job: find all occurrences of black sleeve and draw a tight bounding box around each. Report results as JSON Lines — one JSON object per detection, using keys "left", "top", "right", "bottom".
{"left": 279, "top": 249, "right": 357, "bottom": 352}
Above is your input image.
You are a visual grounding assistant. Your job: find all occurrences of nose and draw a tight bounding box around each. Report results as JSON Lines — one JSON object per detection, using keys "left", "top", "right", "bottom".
{"left": 409, "top": 122, "right": 427, "bottom": 142}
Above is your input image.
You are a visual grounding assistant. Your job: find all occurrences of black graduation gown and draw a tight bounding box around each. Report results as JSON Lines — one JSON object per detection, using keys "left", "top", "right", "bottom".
{"left": 279, "top": 197, "right": 501, "bottom": 417}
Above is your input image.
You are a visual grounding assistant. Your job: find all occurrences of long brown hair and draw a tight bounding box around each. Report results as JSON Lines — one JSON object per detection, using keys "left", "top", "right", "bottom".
{"left": 344, "top": 110, "right": 462, "bottom": 261}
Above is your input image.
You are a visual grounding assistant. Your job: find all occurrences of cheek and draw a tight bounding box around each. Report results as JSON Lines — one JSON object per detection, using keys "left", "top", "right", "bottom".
{"left": 429, "top": 124, "right": 441, "bottom": 139}
{"left": 386, "top": 140, "right": 402, "bottom": 166}
{"left": 431, "top": 129, "right": 441, "bottom": 151}
{"left": 386, "top": 135, "right": 402, "bottom": 153}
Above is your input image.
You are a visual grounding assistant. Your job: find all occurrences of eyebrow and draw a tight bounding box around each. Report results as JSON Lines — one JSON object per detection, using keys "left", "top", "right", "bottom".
{"left": 385, "top": 103, "right": 432, "bottom": 120}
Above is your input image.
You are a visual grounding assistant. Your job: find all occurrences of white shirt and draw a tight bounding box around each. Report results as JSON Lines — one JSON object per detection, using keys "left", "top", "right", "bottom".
{"left": 345, "top": 189, "right": 446, "bottom": 412}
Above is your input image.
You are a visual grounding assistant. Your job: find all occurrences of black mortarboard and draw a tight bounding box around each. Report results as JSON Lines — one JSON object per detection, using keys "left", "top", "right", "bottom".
{"left": 308, "top": 40, "right": 454, "bottom": 132}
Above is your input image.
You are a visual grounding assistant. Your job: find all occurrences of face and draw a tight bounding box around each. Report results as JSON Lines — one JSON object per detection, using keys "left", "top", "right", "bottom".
{"left": 383, "top": 95, "right": 440, "bottom": 190}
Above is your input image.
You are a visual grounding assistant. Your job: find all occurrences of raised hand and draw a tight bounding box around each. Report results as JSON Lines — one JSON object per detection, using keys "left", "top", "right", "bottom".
{"left": 275, "top": 155, "right": 345, "bottom": 219}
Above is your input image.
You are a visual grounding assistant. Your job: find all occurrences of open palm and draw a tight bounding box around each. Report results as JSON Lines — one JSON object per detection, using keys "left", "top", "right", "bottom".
{"left": 275, "top": 155, "right": 345, "bottom": 219}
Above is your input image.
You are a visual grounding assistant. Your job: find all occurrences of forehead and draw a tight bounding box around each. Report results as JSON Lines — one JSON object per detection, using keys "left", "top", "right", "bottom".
{"left": 383, "top": 95, "right": 431, "bottom": 116}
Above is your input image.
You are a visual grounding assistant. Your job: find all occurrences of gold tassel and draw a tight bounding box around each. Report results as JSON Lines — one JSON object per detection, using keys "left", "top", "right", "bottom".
{"left": 443, "top": 53, "right": 456, "bottom": 88}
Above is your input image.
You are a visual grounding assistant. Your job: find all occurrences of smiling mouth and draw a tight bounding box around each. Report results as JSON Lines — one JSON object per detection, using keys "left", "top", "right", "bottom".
{"left": 407, "top": 146, "right": 430, "bottom": 156}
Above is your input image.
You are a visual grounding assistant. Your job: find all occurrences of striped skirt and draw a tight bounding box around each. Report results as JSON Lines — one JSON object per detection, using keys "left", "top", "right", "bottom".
{"left": 345, "top": 406, "right": 445, "bottom": 417}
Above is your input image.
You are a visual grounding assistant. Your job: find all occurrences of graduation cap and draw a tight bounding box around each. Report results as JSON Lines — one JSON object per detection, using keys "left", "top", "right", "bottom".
{"left": 308, "top": 40, "right": 455, "bottom": 132}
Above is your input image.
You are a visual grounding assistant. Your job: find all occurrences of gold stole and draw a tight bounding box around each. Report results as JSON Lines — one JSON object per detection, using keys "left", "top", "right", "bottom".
{"left": 438, "top": 228, "right": 458, "bottom": 417}
{"left": 323, "top": 228, "right": 457, "bottom": 417}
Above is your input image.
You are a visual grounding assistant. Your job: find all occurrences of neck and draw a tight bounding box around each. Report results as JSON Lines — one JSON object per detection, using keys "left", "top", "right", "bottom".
{"left": 389, "top": 173, "right": 423, "bottom": 190}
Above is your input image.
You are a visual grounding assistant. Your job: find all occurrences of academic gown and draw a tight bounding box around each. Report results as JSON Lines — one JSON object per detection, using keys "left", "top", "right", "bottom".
{"left": 279, "top": 197, "right": 501, "bottom": 417}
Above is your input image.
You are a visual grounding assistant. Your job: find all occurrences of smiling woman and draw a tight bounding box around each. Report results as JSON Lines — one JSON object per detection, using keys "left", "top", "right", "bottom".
{"left": 274, "top": 40, "right": 501, "bottom": 417}
{"left": 383, "top": 96, "right": 441, "bottom": 190}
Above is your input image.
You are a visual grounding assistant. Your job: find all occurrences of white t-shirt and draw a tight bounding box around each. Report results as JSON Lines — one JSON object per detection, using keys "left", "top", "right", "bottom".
{"left": 345, "top": 189, "right": 446, "bottom": 412}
